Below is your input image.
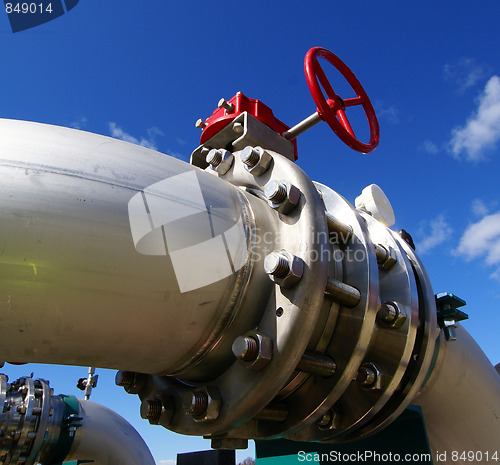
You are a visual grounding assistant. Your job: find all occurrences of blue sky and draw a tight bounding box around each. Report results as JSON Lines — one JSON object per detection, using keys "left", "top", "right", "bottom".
{"left": 2, "top": 1, "right": 500, "bottom": 463}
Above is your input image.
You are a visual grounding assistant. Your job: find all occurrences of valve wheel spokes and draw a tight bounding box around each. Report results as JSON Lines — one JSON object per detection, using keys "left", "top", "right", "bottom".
{"left": 305, "top": 47, "right": 379, "bottom": 153}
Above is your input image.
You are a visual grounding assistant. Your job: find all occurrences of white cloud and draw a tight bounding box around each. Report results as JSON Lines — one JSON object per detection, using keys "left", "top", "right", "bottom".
{"left": 455, "top": 212, "right": 500, "bottom": 266}
{"left": 471, "top": 199, "right": 489, "bottom": 217}
{"left": 443, "top": 57, "right": 486, "bottom": 93}
{"left": 421, "top": 140, "right": 439, "bottom": 154}
{"left": 449, "top": 75, "right": 500, "bottom": 161}
{"left": 416, "top": 214, "right": 453, "bottom": 254}
{"left": 157, "top": 460, "right": 176, "bottom": 465}
{"left": 108, "top": 122, "right": 163, "bottom": 150}
{"left": 70, "top": 116, "right": 88, "bottom": 129}
{"left": 377, "top": 104, "right": 399, "bottom": 124}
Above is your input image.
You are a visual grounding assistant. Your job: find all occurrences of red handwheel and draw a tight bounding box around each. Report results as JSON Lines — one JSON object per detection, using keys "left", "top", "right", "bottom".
{"left": 305, "top": 47, "right": 379, "bottom": 153}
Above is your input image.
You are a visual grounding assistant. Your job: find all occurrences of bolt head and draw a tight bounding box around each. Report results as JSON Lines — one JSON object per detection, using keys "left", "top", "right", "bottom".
{"left": 232, "top": 122, "right": 244, "bottom": 134}
{"left": 265, "top": 180, "right": 301, "bottom": 214}
{"left": 218, "top": 98, "right": 235, "bottom": 113}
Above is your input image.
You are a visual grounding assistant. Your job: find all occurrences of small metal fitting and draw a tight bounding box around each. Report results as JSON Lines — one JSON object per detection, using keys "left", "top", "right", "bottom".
{"left": 232, "top": 121, "right": 244, "bottom": 134}
{"left": 297, "top": 352, "right": 337, "bottom": 378}
{"left": 115, "top": 371, "right": 145, "bottom": 394}
{"left": 140, "top": 398, "right": 163, "bottom": 424}
{"left": 206, "top": 149, "right": 234, "bottom": 175}
{"left": 232, "top": 331, "right": 273, "bottom": 371}
{"left": 210, "top": 438, "right": 248, "bottom": 450}
{"left": 195, "top": 118, "right": 206, "bottom": 129}
{"left": 264, "top": 180, "right": 301, "bottom": 214}
{"left": 264, "top": 250, "right": 304, "bottom": 288}
{"left": 140, "top": 396, "right": 174, "bottom": 426}
{"left": 240, "top": 146, "right": 273, "bottom": 176}
{"left": 218, "top": 98, "right": 235, "bottom": 113}
{"left": 254, "top": 403, "right": 288, "bottom": 422}
{"left": 377, "top": 301, "right": 407, "bottom": 328}
{"left": 232, "top": 336, "right": 259, "bottom": 362}
{"left": 357, "top": 363, "right": 384, "bottom": 390}
{"left": 374, "top": 244, "right": 397, "bottom": 271}
{"left": 316, "top": 409, "right": 339, "bottom": 431}
{"left": 183, "top": 386, "right": 221, "bottom": 422}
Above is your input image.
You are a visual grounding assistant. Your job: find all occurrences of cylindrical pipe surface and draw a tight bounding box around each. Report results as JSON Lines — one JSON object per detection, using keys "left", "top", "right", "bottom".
{"left": 65, "top": 399, "right": 155, "bottom": 465}
{"left": 0, "top": 119, "right": 251, "bottom": 375}
{"left": 413, "top": 325, "right": 500, "bottom": 462}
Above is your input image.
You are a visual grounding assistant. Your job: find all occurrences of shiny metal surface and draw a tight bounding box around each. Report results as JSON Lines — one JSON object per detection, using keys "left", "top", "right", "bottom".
{"left": 0, "top": 374, "right": 155, "bottom": 465}
{"left": 0, "top": 118, "right": 252, "bottom": 376}
{"left": 2, "top": 116, "right": 499, "bottom": 455}
{"left": 65, "top": 399, "right": 156, "bottom": 465}
{"left": 414, "top": 325, "right": 500, "bottom": 464}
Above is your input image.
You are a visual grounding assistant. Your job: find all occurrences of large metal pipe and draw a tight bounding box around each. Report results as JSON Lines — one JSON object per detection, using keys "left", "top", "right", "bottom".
{"left": 0, "top": 374, "right": 155, "bottom": 465}
{"left": 413, "top": 324, "right": 500, "bottom": 461}
{"left": 0, "top": 118, "right": 264, "bottom": 377}
{"left": 2, "top": 116, "right": 500, "bottom": 461}
{"left": 65, "top": 399, "right": 156, "bottom": 465}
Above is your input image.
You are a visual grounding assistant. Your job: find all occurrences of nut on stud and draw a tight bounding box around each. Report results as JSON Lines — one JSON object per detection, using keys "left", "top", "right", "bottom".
{"left": 183, "top": 387, "right": 221, "bottom": 422}
{"left": 357, "top": 363, "right": 384, "bottom": 390}
{"left": 264, "top": 180, "right": 301, "bottom": 214}
{"left": 264, "top": 250, "right": 304, "bottom": 288}
{"left": 232, "top": 332, "right": 273, "bottom": 371}
{"left": 377, "top": 301, "right": 407, "bottom": 328}
{"left": 206, "top": 149, "right": 234, "bottom": 175}
{"left": 240, "top": 146, "right": 272, "bottom": 176}
{"left": 115, "top": 371, "right": 145, "bottom": 394}
{"left": 195, "top": 118, "right": 206, "bottom": 129}
{"left": 374, "top": 244, "right": 397, "bottom": 271}
{"left": 140, "top": 398, "right": 162, "bottom": 424}
{"left": 218, "top": 98, "right": 235, "bottom": 113}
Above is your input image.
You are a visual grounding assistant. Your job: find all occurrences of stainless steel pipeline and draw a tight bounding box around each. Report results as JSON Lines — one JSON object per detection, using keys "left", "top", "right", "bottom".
{"left": 2, "top": 116, "right": 500, "bottom": 461}
{"left": 65, "top": 399, "right": 156, "bottom": 465}
{"left": 0, "top": 374, "right": 155, "bottom": 465}
{"left": 0, "top": 118, "right": 260, "bottom": 376}
{"left": 414, "top": 324, "right": 500, "bottom": 463}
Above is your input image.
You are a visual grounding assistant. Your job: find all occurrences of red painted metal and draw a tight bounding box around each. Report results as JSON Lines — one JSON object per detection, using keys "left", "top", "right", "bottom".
{"left": 304, "top": 47, "right": 379, "bottom": 153}
{"left": 199, "top": 92, "right": 298, "bottom": 160}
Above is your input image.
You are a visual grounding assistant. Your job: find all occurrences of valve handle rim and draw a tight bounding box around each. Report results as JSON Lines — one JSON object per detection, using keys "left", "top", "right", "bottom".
{"left": 304, "top": 47, "right": 380, "bottom": 153}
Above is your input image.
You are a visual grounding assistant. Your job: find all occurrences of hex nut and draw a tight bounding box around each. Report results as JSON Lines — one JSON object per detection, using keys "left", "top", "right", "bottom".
{"left": 115, "top": 371, "right": 146, "bottom": 394}
{"left": 357, "top": 362, "right": 384, "bottom": 390}
{"left": 185, "top": 386, "right": 221, "bottom": 423}
{"left": 377, "top": 301, "right": 407, "bottom": 329}
{"left": 207, "top": 149, "right": 234, "bottom": 175}
{"left": 264, "top": 180, "right": 301, "bottom": 214}
{"left": 264, "top": 250, "right": 304, "bottom": 288}
{"left": 240, "top": 146, "right": 273, "bottom": 176}
{"left": 377, "top": 244, "right": 397, "bottom": 271}
{"left": 140, "top": 396, "right": 174, "bottom": 426}
{"left": 316, "top": 409, "right": 340, "bottom": 431}
{"left": 235, "top": 331, "right": 273, "bottom": 371}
